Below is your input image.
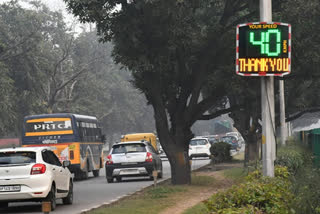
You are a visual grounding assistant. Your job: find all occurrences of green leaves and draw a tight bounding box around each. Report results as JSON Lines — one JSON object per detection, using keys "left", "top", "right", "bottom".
{"left": 204, "top": 166, "right": 294, "bottom": 214}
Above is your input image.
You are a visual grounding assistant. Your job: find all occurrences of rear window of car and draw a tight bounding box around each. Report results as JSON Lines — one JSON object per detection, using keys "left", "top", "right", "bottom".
{"left": 112, "top": 144, "right": 146, "bottom": 154}
{"left": 190, "top": 139, "right": 208, "bottom": 146}
{"left": 0, "top": 151, "right": 36, "bottom": 165}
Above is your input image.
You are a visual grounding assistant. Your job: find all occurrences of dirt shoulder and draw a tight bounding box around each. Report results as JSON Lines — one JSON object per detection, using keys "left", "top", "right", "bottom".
{"left": 159, "top": 162, "right": 243, "bottom": 214}
{"left": 87, "top": 161, "right": 244, "bottom": 214}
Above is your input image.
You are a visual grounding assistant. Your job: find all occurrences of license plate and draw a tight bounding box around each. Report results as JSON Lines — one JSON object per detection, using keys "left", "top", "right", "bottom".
{"left": 0, "top": 185, "right": 21, "bottom": 192}
{"left": 121, "top": 162, "right": 138, "bottom": 165}
{"left": 120, "top": 169, "right": 138, "bottom": 175}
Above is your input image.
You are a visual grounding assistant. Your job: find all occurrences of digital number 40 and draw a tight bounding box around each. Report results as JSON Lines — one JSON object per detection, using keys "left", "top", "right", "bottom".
{"left": 250, "top": 29, "right": 281, "bottom": 57}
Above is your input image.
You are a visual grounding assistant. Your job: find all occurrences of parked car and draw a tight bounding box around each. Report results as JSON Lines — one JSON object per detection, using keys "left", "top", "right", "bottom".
{"left": 105, "top": 141, "right": 163, "bottom": 183}
{"left": 226, "top": 132, "right": 245, "bottom": 147}
{"left": 189, "top": 137, "right": 211, "bottom": 159}
{"left": 158, "top": 145, "right": 167, "bottom": 159}
{"left": 202, "top": 135, "right": 219, "bottom": 145}
{"left": 219, "top": 136, "right": 240, "bottom": 151}
{"left": 0, "top": 147, "right": 73, "bottom": 211}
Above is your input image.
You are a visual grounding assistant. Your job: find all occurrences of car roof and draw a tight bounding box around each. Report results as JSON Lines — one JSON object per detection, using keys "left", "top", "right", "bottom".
{"left": 191, "top": 137, "right": 208, "bottom": 141}
{"left": 0, "top": 146, "right": 55, "bottom": 153}
{"left": 113, "top": 141, "right": 150, "bottom": 146}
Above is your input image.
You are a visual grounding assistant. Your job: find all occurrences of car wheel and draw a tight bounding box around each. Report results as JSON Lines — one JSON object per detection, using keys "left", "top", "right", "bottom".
{"left": 93, "top": 170, "right": 100, "bottom": 177}
{"left": 116, "top": 176, "right": 122, "bottom": 182}
{"left": 45, "top": 185, "right": 56, "bottom": 211}
{"left": 62, "top": 181, "right": 73, "bottom": 205}
{"left": 74, "top": 171, "right": 82, "bottom": 180}
{"left": 0, "top": 202, "right": 8, "bottom": 208}
{"left": 107, "top": 177, "right": 114, "bottom": 183}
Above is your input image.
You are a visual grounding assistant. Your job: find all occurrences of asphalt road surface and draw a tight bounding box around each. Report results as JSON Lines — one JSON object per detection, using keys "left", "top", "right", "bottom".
{"left": 2, "top": 158, "right": 210, "bottom": 214}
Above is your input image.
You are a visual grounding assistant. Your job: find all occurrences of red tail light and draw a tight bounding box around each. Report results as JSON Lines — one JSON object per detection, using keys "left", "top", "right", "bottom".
{"left": 31, "top": 164, "right": 46, "bottom": 175}
{"left": 145, "top": 152, "right": 153, "bottom": 162}
{"left": 106, "top": 154, "right": 113, "bottom": 165}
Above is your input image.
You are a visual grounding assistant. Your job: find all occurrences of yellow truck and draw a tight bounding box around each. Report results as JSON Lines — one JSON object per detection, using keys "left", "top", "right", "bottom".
{"left": 120, "top": 133, "right": 159, "bottom": 152}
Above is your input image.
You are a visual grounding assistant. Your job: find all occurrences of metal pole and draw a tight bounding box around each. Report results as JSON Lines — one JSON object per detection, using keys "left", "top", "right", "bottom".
{"left": 260, "top": 0, "right": 275, "bottom": 177}
{"left": 279, "top": 80, "right": 287, "bottom": 145}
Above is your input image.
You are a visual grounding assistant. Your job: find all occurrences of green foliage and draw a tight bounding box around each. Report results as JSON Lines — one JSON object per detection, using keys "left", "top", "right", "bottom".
{"left": 275, "top": 144, "right": 311, "bottom": 175}
{"left": 204, "top": 166, "right": 294, "bottom": 214}
{"left": 292, "top": 167, "right": 320, "bottom": 214}
{"left": 210, "top": 142, "right": 232, "bottom": 163}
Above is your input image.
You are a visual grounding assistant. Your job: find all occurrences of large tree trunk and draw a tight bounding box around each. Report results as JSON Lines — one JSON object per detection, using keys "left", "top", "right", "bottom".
{"left": 151, "top": 93, "right": 192, "bottom": 185}
{"left": 166, "top": 144, "right": 191, "bottom": 185}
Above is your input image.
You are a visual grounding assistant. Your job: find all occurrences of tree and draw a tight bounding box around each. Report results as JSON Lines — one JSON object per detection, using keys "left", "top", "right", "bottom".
{"left": 69, "top": 30, "right": 155, "bottom": 141}
{"left": 64, "top": 0, "right": 259, "bottom": 184}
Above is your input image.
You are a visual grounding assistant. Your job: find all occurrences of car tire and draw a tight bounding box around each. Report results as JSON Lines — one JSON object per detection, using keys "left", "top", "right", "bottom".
{"left": 45, "top": 185, "right": 56, "bottom": 211}
{"left": 107, "top": 177, "right": 113, "bottom": 183}
{"left": 0, "top": 202, "right": 8, "bottom": 208}
{"left": 116, "top": 176, "right": 122, "bottom": 182}
{"left": 62, "top": 181, "right": 73, "bottom": 205}
{"left": 93, "top": 169, "right": 100, "bottom": 177}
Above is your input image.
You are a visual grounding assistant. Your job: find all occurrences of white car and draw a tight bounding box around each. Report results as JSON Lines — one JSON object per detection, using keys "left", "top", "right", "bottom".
{"left": 189, "top": 138, "right": 211, "bottom": 159}
{"left": 105, "top": 141, "right": 163, "bottom": 183}
{"left": 0, "top": 147, "right": 73, "bottom": 211}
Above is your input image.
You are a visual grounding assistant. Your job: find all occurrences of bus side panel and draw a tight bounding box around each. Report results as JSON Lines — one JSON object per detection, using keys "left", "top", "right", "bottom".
{"left": 22, "top": 143, "right": 81, "bottom": 172}
{"left": 79, "top": 143, "right": 104, "bottom": 171}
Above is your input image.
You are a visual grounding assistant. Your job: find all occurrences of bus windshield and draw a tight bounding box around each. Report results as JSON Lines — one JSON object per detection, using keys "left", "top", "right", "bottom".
{"left": 25, "top": 118, "right": 73, "bottom": 136}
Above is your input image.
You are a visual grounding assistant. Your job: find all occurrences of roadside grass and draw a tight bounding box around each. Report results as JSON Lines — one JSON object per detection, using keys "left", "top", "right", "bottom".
{"left": 182, "top": 203, "right": 208, "bottom": 214}
{"left": 90, "top": 183, "right": 184, "bottom": 214}
{"left": 223, "top": 167, "right": 246, "bottom": 180}
{"left": 232, "top": 151, "right": 244, "bottom": 161}
{"left": 183, "top": 166, "right": 246, "bottom": 214}
{"left": 89, "top": 175, "right": 218, "bottom": 214}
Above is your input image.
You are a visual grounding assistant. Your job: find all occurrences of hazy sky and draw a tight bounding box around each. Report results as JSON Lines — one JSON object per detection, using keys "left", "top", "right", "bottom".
{"left": 0, "top": 0, "right": 68, "bottom": 11}
{"left": 0, "top": 0, "right": 89, "bottom": 32}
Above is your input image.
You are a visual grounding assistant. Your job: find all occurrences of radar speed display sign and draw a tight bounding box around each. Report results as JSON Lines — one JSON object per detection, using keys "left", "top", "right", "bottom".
{"left": 236, "top": 22, "right": 291, "bottom": 76}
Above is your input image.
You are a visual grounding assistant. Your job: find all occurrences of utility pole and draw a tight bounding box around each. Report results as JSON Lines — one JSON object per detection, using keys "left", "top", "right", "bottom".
{"left": 279, "top": 79, "right": 287, "bottom": 146}
{"left": 260, "top": 0, "right": 275, "bottom": 177}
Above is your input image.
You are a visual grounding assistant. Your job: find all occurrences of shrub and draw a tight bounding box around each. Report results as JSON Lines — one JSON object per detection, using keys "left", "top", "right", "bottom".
{"left": 204, "top": 167, "right": 294, "bottom": 214}
{"left": 275, "top": 145, "right": 311, "bottom": 175}
{"left": 291, "top": 166, "right": 320, "bottom": 214}
{"left": 210, "top": 142, "right": 232, "bottom": 163}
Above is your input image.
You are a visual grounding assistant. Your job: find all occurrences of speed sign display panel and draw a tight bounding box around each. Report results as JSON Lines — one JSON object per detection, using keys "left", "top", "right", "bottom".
{"left": 236, "top": 22, "right": 291, "bottom": 76}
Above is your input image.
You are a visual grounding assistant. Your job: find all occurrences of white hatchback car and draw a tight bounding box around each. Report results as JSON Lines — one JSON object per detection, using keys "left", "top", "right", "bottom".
{"left": 0, "top": 147, "right": 73, "bottom": 211}
{"left": 189, "top": 138, "right": 211, "bottom": 159}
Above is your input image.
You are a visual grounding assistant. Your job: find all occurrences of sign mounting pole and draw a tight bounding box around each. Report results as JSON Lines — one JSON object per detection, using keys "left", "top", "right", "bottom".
{"left": 260, "top": 0, "right": 275, "bottom": 177}
{"left": 236, "top": 0, "right": 291, "bottom": 177}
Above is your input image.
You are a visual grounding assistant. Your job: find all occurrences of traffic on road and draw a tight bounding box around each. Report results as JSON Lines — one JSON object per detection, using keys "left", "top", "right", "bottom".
{"left": 0, "top": 113, "right": 242, "bottom": 213}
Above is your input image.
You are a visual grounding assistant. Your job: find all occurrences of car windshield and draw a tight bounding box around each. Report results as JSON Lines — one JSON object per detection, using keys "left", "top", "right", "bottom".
{"left": 0, "top": 151, "right": 36, "bottom": 165}
{"left": 190, "top": 139, "right": 207, "bottom": 146}
{"left": 220, "top": 137, "right": 233, "bottom": 143}
{"left": 112, "top": 144, "right": 146, "bottom": 154}
{"left": 208, "top": 137, "right": 218, "bottom": 144}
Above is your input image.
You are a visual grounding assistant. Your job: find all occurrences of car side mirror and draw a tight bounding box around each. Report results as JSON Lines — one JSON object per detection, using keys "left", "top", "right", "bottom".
{"left": 63, "top": 160, "right": 71, "bottom": 168}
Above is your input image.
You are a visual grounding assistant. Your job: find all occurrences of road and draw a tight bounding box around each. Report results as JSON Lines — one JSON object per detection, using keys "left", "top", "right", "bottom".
{"left": 2, "top": 158, "right": 210, "bottom": 214}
